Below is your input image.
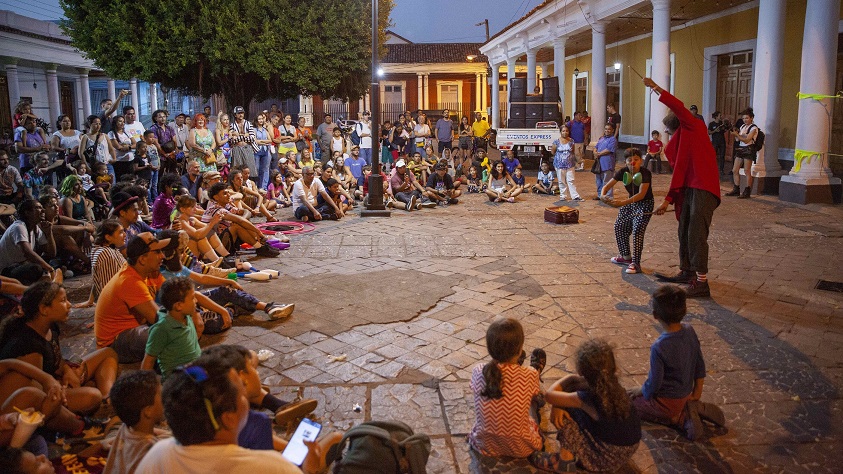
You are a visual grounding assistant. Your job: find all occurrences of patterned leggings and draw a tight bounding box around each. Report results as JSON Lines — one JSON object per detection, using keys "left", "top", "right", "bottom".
{"left": 614, "top": 198, "right": 654, "bottom": 265}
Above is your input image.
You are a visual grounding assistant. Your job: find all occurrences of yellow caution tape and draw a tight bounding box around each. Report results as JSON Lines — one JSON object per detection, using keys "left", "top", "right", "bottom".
{"left": 796, "top": 91, "right": 843, "bottom": 100}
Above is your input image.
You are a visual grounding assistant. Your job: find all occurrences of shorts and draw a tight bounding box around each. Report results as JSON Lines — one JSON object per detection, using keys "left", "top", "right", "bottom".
{"left": 110, "top": 325, "right": 150, "bottom": 364}
{"left": 459, "top": 136, "right": 472, "bottom": 149}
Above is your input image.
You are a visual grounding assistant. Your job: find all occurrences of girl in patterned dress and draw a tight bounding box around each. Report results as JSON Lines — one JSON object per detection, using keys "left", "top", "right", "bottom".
{"left": 469, "top": 318, "right": 545, "bottom": 458}
{"left": 531, "top": 339, "right": 641, "bottom": 472}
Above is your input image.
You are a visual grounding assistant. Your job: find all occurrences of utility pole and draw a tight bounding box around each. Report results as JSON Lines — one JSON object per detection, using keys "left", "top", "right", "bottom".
{"left": 476, "top": 19, "right": 489, "bottom": 42}
{"left": 362, "top": 0, "right": 390, "bottom": 216}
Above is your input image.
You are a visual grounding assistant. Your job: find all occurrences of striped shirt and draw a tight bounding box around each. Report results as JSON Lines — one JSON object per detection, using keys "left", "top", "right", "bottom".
{"left": 91, "top": 245, "right": 126, "bottom": 300}
{"left": 230, "top": 120, "right": 258, "bottom": 152}
{"left": 469, "top": 363, "right": 543, "bottom": 458}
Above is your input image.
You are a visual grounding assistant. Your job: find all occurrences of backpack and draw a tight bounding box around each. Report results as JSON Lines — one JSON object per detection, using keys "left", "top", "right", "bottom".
{"left": 750, "top": 124, "right": 765, "bottom": 151}
{"left": 328, "top": 420, "right": 431, "bottom": 474}
{"left": 351, "top": 124, "right": 362, "bottom": 146}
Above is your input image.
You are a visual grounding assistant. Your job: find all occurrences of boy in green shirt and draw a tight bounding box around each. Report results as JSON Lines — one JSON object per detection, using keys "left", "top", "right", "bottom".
{"left": 141, "top": 277, "right": 201, "bottom": 378}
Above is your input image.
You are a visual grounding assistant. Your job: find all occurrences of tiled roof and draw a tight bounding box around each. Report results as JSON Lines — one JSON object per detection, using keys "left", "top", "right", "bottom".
{"left": 383, "top": 43, "right": 488, "bottom": 64}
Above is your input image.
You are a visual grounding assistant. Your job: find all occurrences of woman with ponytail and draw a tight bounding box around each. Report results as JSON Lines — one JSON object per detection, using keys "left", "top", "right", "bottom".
{"left": 469, "top": 318, "right": 546, "bottom": 458}
{"left": 531, "top": 338, "right": 640, "bottom": 472}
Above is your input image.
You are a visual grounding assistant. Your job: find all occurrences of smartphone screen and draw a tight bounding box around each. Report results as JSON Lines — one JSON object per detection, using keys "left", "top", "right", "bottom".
{"left": 281, "top": 418, "right": 322, "bottom": 466}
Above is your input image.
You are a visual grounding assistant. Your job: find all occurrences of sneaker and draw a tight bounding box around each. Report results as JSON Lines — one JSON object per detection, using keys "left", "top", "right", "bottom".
{"left": 683, "top": 400, "right": 704, "bottom": 441}
{"left": 437, "top": 200, "right": 447, "bottom": 206}
{"left": 592, "top": 196, "right": 601, "bottom": 200}
{"left": 610, "top": 255, "right": 632, "bottom": 265}
{"left": 266, "top": 302, "right": 295, "bottom": 320}
{"left": 406, "top": 194, "right": 417, "bottom": 211}
{"left": 385, "top": 196, "right": 395, "bottom": 208}
{"left": 572, "top": 196, "right": 584, "bottom": 201}
{"left": 420, "top": 200, "right": 436, "bottom": 209}
{"left": 256, "top": 245, "right": 280, "bottom": 258}
{"left": 529, "top": 452, "right": 577, "bottom": 472}
{"left": 448, "top": 198, "right": 459, "bottom": 205}
{"left": 625, "top": 263, "right": 641, "bottom": 274}
{"left": 530, "top": 348, "right": 547, "bottom": 380}
{"left": 697, "top": 402, "right": 726, "bottom": 427}
{"left": 274, "top": 399, "right": 319, "bottom": 426}
{"left": 685, "top": 279, "right": 711, "bottom": 298}
{"left": 654, "top": 269, "right": 694, "bottom": 283}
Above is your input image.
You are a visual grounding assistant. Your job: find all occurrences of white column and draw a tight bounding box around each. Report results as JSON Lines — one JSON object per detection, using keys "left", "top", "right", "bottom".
{"left": 650, "top": 0, "right": 671, "bottom": 139}
{"left": 423, "top": 74, "right": 429, "bottom": 109}
{"left": 491, "top": 63, "right": 501, "bottom": 128}
{"left": 5, "top": 62, "right": 20, "bottom": 118}
{"left": 365, "top": 93, "right": 371, "bottom": 113}
{"left": 751, "top": 0, "right": 786, "bottom": 179}
{"left": 299, "top": 95, "right": 314, "bottom": 126}
{"left": 417, "top": 74, "right": 423, "bottom": 110}
{"left": 526, "top": 49, "right": 538, "bottom": 91}
{"left": 358, "top": 97, "right": 365, "bottom": 116}
{"left": 77, "top": 68, "right": 91, "bottom": 119}
{"left": 781, "top": 0, "right": 841, "bottom": 199}
{"left": 107, "top": 79, "right": 116, "bottom": 102}
{"left": 475, "top": 73, "right": 482, "bottom": 112}
{"left": 506, "top": 57, "right": 516, "bottom": 122}
{"left": 73, "top": 78, "right": 84, "bottom": 128}
{"left": 553, "top": 37, "right": 567, "bottom": 114}
{"left": 590, "top": 21, "right": 608, "bottom": 146}
{"left": 149, "top": 83, "right": 158, "bottom": 113}
{"left": 129, "top": 78, "right": 140, "bottom": 113}
{"left": 44, "top": 64, "right": 61, "bottom": 125}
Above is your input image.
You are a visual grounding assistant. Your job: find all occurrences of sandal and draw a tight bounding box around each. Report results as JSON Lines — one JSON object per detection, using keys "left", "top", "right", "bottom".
{"left": 530, "top": 348, "right": 547, "bottom": 381}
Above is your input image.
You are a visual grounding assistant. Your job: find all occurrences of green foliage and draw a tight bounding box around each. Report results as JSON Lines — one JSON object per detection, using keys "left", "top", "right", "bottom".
{"left": 60, "top": 0, "right": 394, "bottom": 106}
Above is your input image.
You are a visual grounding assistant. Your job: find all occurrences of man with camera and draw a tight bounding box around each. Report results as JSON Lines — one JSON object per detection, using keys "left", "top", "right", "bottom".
{"left": 707, "top": 112, "right": 728, "bottom": 175}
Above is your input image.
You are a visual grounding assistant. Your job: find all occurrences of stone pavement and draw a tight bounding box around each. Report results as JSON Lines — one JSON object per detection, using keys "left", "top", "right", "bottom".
{"left": 60, "top": 171, "right": 843, "bottom": 473}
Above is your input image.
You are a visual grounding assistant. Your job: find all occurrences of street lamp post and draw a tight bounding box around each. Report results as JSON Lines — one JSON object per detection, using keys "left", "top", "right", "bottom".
{"left": 362, "top": 0, "right": 390, "bottom": 217}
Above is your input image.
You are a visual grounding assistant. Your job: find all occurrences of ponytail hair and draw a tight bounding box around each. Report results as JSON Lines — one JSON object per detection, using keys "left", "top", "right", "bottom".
{"left": 480, "top": 318, "right": 524, "bottom": 399}
{"left": 575, "top": 338, "right": 631, "bottom": 420}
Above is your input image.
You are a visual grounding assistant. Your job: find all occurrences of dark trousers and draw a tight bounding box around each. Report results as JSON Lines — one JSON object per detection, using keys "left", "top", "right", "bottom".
{"left": 437, "top": 141, "right": 452, "bottom": 155}
{"left": 200, "top": 286, "right": 260, "bottom": 334}
{"left": 643, "top": 154, "right": 662, "bottom": 173}
{"left": 713, "top": 144, "right": 726, "bottom": 174}
{"left": 395, "top": 189, "right": 422, "bottom": 204}
{"left": 1, "top": 262, "right": 45, "bottom": 286}
{"left": 678, "top": 188, "right": 718, "bottom": 274}
{"left": 294, "top": 203, "right": 332, "bottom": 220}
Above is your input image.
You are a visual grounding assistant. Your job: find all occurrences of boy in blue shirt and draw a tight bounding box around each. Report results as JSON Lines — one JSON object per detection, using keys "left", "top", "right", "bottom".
{"left": 531, "top": 161, "right": 557, "bottom": 195}
{"left": 631, "top": 285, "right": 725, "bottom": 440}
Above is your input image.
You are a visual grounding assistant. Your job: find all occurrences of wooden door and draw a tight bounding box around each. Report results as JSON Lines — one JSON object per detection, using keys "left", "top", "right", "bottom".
{"left": 716, "top": 51, "right": 753, "bottom": 163}
{"left": 830, "top": 54, "right": 843, "bottom": 176}
{"left": 60, "top": 81, "right": 74, "bottom": 125}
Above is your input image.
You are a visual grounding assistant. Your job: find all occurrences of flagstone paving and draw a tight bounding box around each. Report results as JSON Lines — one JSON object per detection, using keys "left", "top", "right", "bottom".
{"left": 61, "top": 172, "right": 843, "bottom": 473}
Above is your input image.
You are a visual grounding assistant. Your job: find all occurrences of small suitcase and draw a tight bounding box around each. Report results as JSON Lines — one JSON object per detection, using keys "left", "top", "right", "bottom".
{"left": 544, "top": 206, "right": 579, "bottom": 224}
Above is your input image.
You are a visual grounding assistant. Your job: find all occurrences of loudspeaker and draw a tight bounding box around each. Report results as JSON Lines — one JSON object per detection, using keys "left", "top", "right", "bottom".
{"left": 508, "top": 118, "right": 526, "bottom": 128}
{"left": 525, "top": 119, "right": 539, "bottom": 128}
{"left": 510, "top": 78, "right": 527, "bottom": 102}
{"left": 510, "top": 104, "right": 526, "bottom": 119}
{"left": 541, "top": 77, "right": 560, "bottom": 102}
{"left": 543, "top": 104, "right": 560, "bottom": 122}
{"left": 526, "top": 94, "right": 543, "bottom": 120}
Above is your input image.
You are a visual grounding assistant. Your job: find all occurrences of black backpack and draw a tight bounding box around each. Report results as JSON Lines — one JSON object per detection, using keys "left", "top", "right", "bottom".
{"left": 749, "top": 124, "right": 765, "bottom": 151}
{"left": 328, "top": 420, "right": 431, "bottom": 474}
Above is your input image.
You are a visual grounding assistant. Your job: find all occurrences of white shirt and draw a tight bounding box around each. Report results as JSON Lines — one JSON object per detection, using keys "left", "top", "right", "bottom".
{"left": 52, "top": 130, "right": 82, "bottom": 153}
{"left": 291, "top": 178, "right": 325, "bottom": 209}
{"left": 124, "top": 121, "right": 146, "bottom": 144}
{"left": 136, "top": 438, "right": 300, "bottom": 474}
{"left": 0, "top": 220, "right": 46, "bottom": 271}
{"left": 356, "top": 121, "right": 372, "bottom": 149}
{"left": 108, "top": 130, "right": 135, "bottom": 162}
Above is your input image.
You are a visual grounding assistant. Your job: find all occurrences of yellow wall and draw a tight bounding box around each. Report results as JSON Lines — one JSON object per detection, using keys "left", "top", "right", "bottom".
{"left": 559, "top": 0, "right": 837, "bottom": 150}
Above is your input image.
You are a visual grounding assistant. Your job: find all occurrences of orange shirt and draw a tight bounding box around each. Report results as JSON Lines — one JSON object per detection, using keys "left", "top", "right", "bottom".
{"left": 94, "top": 263, "right": 164, "bottom": 348}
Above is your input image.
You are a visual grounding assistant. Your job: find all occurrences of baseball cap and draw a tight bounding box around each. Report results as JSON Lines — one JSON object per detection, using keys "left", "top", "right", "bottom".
{"left": 126, "top": 232, "right": 171, "bottom": 261}
{"left": 233, "top": 106, "right": 245, "bottom": 113}
{"left": 111, "top": 192, "right": 139, "bottom": 214}
{"left": 279, "top": 157, "right": 288, "bottom": 164}
{"left": 326, "top": 160, "right": 335, "bottom": 168}
{"left": 396, "top": 159, "right": 406, "bottom": 167}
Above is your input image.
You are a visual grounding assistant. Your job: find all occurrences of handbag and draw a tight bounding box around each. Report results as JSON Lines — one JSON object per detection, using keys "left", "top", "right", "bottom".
{"left": 83, "top": 132, "right": 101, "bottom": 164}
{"left": 590, "top": 156, "right": 602, "bottom": 174}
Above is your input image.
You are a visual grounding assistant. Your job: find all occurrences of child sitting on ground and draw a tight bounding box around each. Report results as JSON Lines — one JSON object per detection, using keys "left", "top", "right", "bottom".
{"left": 511, "top": 167, "right": 526, "bottom": 193}
{"left": 466, "top": 165, "right": 484, "bottom": 193}
{"left": 469, "top": 318, "right": 546, "bottom": 459}
{"left": 533, "top": 338, "right": 641, "bottom": 472}
{"left": 140, "top": 277, "right": 202, "bottom": 378}
{"left": 317, "top": 178, "right": 349, "bottom": 217}
{"left": 630, "top": 285, "right": 725, "bottom": 440}
{"left": 532, "top": 161, "right": 558, "bottom": 195}
{"left": 103, "top": 371, "right": 166, "bottom": 474}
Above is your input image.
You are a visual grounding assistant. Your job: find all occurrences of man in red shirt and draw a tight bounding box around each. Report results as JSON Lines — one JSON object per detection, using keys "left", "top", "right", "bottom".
{"left": 645, "top": 78, "right": 721, "bottom": 298}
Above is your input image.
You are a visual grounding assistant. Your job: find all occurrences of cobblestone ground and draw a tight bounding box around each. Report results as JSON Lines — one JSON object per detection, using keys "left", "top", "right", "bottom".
{"left": 61, "top": 171, "right": 843, "bottom": 473}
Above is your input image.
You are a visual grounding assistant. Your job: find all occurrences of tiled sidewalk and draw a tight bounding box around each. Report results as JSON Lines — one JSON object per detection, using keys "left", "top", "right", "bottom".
{"left": 61, "top": 173, "right": 843, "bottom": 473}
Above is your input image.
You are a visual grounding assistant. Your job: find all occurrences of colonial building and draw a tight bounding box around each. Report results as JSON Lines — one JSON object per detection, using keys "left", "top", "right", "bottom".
{"left": 479, "top": 0, "right": 843, "bottom": 204}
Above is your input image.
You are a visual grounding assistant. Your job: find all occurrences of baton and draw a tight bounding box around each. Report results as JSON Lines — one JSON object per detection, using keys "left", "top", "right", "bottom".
{"left": 628, "top": 65, "right": 645, "bottom": 80}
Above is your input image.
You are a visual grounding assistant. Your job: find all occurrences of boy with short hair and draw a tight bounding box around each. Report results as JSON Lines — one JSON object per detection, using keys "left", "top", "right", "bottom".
{"left": 631, "top": 285, "right": 725, "bottom": 440}
{"left": 104, "top": 371, "right": 166, "bottom": 474}
{"left": 643, "top": 130, "right": 665, "bottom": 174}
{"left": 532, "top": 161, "right": 558, "bottom": 195}
{"left": 140, "top": 277, "right": 202, "bottom": 378}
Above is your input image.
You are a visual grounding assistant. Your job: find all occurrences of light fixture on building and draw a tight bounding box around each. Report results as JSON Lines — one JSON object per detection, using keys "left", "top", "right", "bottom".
{"left": 377, "top": 67, "right": 385, "bottom": 77}
{"left": 573, "top": 67, "right": 579, "bottom": 78}
{"left": 467, "top": 55, "right": 477, "bottom": 61}
{"left": 614, "top": 62, "right": 621, "bottom": 71}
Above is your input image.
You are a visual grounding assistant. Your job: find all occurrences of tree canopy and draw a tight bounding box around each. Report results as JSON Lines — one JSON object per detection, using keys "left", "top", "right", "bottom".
{"left": 60, "top": 0, "right": 394, "bottom": 105}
